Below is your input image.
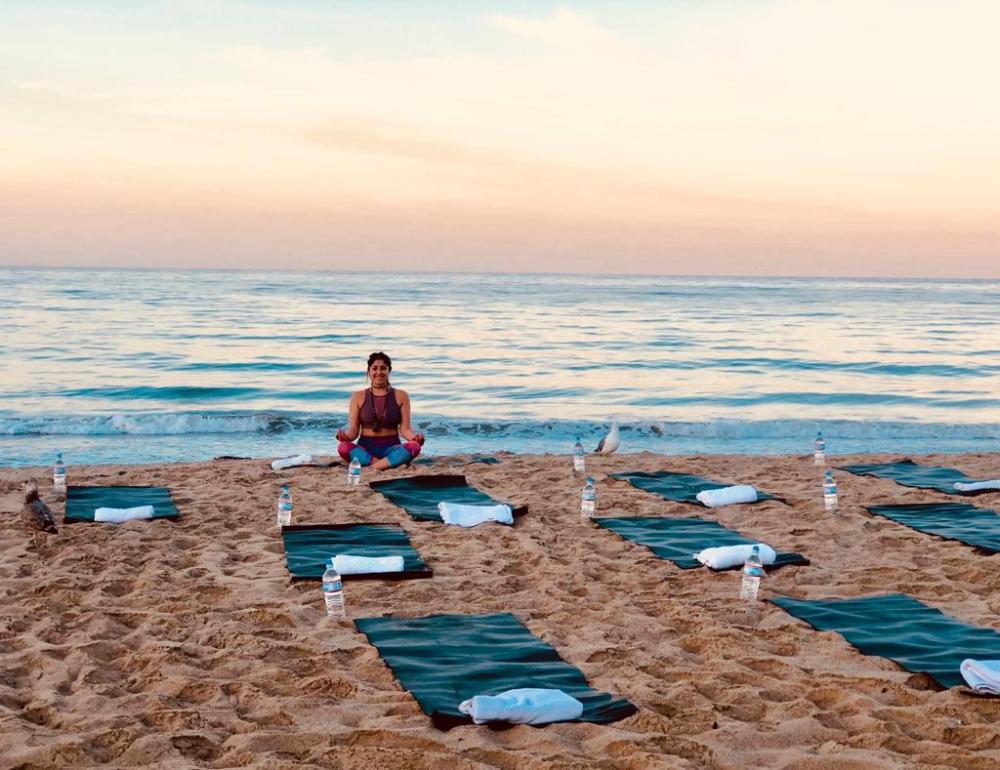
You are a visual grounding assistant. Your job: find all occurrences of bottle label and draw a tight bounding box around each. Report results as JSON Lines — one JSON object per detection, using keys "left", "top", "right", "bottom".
{"left": 323, "top": 581, "right": 342, "bottom": 592}
{"left": 740, "top": 575, "right": 760, "bottom": 600}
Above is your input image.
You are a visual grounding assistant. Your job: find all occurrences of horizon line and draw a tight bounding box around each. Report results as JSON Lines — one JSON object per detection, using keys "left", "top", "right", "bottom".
{"left": 2, "top": 264, "right": 998, "bottom": 283}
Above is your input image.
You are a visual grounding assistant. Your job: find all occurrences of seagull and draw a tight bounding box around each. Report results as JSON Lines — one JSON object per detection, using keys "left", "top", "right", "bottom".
{"left": 22, "top": 480, "right": 58, "bottom": 551}
{"left": 594, "top": 420, "right": 621, "bottom": 454}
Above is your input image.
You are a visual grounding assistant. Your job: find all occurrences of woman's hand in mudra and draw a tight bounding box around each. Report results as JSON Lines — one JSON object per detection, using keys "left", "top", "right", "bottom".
{"left": 413, "top": 433, "right": 425, "bottom": 445}
{"left": 335, "top": 428, "right": 351, "bottom": 443}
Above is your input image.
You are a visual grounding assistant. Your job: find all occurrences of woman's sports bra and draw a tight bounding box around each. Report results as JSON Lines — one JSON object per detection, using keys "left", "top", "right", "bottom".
{"left": 360, "top": 387, "right": 402, "bottom": 431}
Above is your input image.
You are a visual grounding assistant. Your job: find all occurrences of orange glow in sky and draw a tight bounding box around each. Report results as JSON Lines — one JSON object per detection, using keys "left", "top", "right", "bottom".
{"left": 2, "top": 2, "right": 998, "bottom": 276}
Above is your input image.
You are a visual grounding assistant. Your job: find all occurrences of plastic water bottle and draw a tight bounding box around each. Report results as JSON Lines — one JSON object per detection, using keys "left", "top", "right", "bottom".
{"left": 52, "top": 451, "right": 67, "bottom": 495}
{"left": 276, "top": 485, "right": 293, "bottom": 527}
{"left": 813, "top": 430, "right": 826, "bottom": 465}
{"left": 581, "top": 476, "right": 596, "bottom": 519}
{"left": 347, "top": 458, "right": 362, "bottom": 487}
{"left": 322, "top": 560, "right": 346, "bottom": 619}
{"left": 823, "top": 471, "right": 838, "bottom": 511}
{"left": 740, "top": 545, "right": 764, "bottom": 601}
{"left": 573, "top": 437, "right": 586, "bottom": 475}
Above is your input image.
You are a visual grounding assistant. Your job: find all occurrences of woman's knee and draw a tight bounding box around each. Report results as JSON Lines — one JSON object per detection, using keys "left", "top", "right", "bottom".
{"left": 403, "top": 440, "right": 422, "bottom": 459}
{"left": 384, "top": 444, "right": 414, "bottom": 468}
{"left": 338, "top": 441, "right": 372, "bottom": 466}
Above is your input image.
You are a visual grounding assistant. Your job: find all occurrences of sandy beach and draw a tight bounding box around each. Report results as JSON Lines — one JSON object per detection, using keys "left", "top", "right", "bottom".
{"left": 2, "top": 451, "right": 1000, "bottom": 769}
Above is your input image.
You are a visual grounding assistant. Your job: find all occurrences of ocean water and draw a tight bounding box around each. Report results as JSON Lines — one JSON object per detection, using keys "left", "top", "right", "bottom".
{"left": 2, "top": 268, "right": 998, "bottom": 467}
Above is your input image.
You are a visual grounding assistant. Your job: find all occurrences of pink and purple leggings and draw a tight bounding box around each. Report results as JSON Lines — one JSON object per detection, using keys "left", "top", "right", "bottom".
{"left": 337, "top": 435, "right": 422, "bottom": 467}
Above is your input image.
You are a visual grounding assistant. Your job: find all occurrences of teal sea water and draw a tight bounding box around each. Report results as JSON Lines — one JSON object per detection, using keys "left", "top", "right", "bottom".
{"left": 2, "top": 268, "right": 998, "bottom": 466}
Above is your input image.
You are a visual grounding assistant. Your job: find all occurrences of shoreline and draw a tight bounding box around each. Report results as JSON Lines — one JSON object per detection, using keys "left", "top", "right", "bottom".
{"left": 2, "top": 451, "right": 999, "bottom": 768}
{"left": 6, "top": 427, "right": 1000, "bottom": 469}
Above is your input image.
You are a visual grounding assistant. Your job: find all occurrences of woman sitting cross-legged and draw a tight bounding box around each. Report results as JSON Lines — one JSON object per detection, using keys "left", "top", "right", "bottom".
{"left": 336, "top": 351, "right": 425, "bottom": 470}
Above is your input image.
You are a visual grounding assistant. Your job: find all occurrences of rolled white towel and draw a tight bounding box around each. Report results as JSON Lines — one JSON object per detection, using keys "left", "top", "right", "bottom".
{"left": 960, "top": 659, "right": 1000, "bottom": 695}
{"left": 331, "top": 554, "right": 405, "bottom": 575}
{"left": 271, "top": 454, "right": 314, "bottom": 470}
{"left": 94, "top": 505, "right": 155, "bottom": 523}
{"left": 458, "top": 688, "right": 584, "bottom": 725}
{"left": 437, "top": 502, "right": 513, "bottom": 527}
{"left": 696, "top": 485, "right": 759, "bottom": 507}
{"left": 695, "top": 543, "right": 777, "bottom": 570}
{"left": 954, "top": 480, "right": 1000, "bottom": 492}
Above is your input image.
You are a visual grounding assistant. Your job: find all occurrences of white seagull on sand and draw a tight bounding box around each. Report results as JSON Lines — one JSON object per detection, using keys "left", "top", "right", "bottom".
{"left": 595, "top": 420, "right": 620, "bottom": 454}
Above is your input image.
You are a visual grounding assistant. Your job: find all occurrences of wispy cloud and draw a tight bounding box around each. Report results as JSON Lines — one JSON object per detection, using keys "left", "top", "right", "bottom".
{"left": 484, "top": 6, "right": 619, "bottom": 49}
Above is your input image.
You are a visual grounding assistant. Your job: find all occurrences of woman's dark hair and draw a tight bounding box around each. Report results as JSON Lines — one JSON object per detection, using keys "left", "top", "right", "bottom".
{"left": 367, "top": 351, "right": 392, "bottom": 372}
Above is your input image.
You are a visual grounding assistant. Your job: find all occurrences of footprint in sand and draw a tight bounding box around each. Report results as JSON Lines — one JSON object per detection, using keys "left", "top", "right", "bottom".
{"left": 170, "top": 734, "right": 223, "bottom": 763}
{"left": 101, "top": 580, "right": 135, "bottom": 598}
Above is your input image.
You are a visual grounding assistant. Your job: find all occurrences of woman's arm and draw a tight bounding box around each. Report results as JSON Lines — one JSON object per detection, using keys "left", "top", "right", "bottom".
{"left": 336, "top": 391, "right": 363, "bottom": 442}
{"left": 396, "top": 389, "right": 425, "bottom": 444}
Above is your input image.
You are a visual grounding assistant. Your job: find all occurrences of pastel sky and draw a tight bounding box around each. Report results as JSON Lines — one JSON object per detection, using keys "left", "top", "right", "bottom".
{"left": 2, "top": 0, "right": 998, "bottom": 276}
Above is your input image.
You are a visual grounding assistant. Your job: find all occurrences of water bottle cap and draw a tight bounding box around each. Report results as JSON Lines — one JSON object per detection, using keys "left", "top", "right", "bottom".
{"left": 586, "top": 476, "right": 594, "bottom": 483}
{"left": 281, "top": 484, "right": 290, "bottom": 491}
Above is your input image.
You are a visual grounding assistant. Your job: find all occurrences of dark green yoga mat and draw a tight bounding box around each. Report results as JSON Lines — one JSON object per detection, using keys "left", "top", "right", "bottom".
{"left": 865, "top": 503, "right": 1000, "bottom": 553}
{"left": 281, "top": 523, "right": 432, "bottom": 580}
{"left": 595, "top": 516, "right": 808, "bottom": 570}
{"left": 414, "top": 456, "right": 499, "bottom": 466}
{"left": 838, "top": 460, "right": 989, "bottom": 496}
{"left": 355, "top": 612, "right": 637, "bottom": 729}
{"left": 368, "top": 474, "right": 527, "bottom": 523}
{"left": 609, "top": 471, "right": 779, "bottom": 505}
{"left": 64, "top": 486, "right": 178, "bottom": 523}
{"left": 773, "top": 593, "right": 1000, "bottom": 688}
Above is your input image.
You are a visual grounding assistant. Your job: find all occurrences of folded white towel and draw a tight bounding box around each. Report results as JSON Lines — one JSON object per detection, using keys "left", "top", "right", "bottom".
{"left": 437, "top": 502, "right": 513, "bottom": 527}
{"left": 458, "top": 688, "right": 584, "bottom": 725}
{"left": 94, "top": 505, "right": 155, "bottom": 523}
{"left": 271, "top": 454, "right": 314, "bottom": 470}
{"left": 331, "top": 554, "right": 405, "bottom": 575}
{"left": 960, "top": 659, "right": 1000, "bottom": 694}
{"left": 696, "top": 485, "right": 759, "bottom": 507}
{"left": 695, "top": 543, "right": 777, "bottom": 570}
{"left": 954, "top": 480, "right": 1000, "bottom": 492}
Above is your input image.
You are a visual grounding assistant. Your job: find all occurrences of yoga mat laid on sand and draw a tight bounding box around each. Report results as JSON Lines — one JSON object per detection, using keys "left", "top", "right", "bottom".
{"left": 355, "top": 612, "right": 637, "bottom": 729}
{"left": 594, "top": 516, "right": 808, "bottom": 570}
{"left": 772, "top": 593, "right": 1000, "bottom": 688}
{"left": 64, "top": 486, "right": 178, "bottom": 523}
{"left": 609, "top": 471, "right": 780, "bottom": 505}
{"left": 414, "top": 455, "right": 500, "bottom": 466}
{"left": 281, "top": 523, "right": 432, "bottom": 580}
{"left": 864, "top": 503, "right": 1000, "bottom": 553}
{"left": 838, "top": 460, "right": 991, "bottom": 496}
{"left": 369, "top": 474, "right": 527, "bottom": 523}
